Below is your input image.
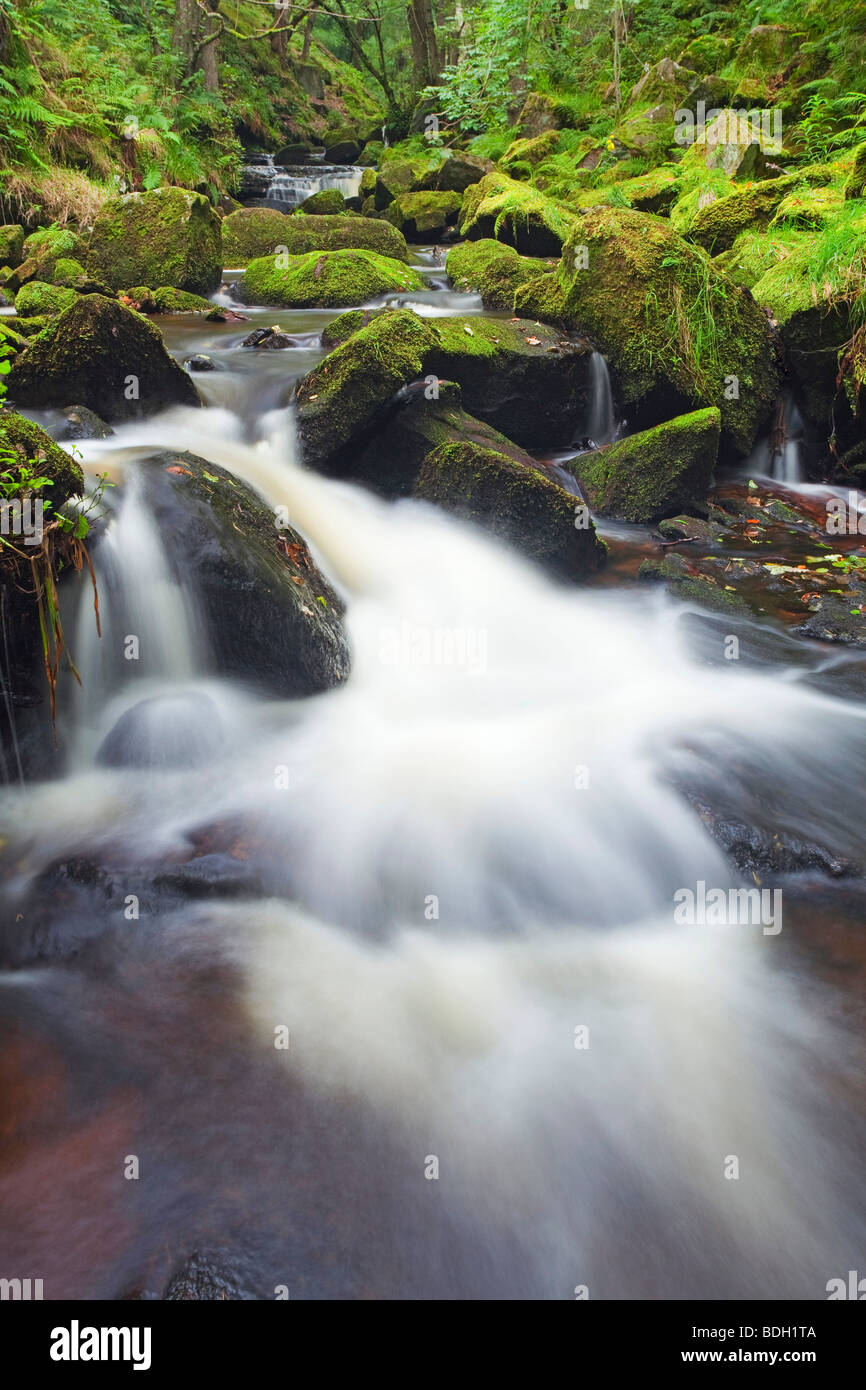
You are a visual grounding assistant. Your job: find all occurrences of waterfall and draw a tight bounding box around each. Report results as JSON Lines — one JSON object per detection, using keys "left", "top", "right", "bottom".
{"left": 265, "top": 165, "right": 364, "bottom": 210}
{"left": 742, "top": 392, "right": 805, "bottom": 483}
{"left": 586, "top": 351, "right": 616, "bottom": 446}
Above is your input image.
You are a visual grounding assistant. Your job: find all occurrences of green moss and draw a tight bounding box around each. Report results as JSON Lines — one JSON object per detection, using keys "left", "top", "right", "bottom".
{"left": 86, "top": 188, "right": 223, "bottom": 295}
{"left": 237, "top": 248, "right": 423, "bottom": 308}
{"left": 677, "top": 34, "right": 734, "bottom": 73}
{"left": 459, "top": 170, "right": 578, "bottom": 256}
{"left": 570, "top": 407, "right": 720, "bottom": 522}
{"left": 688, "top": 175, "right": 802, "bottom": 252}
{"left": 320, "top": 308, "right": 371, "bottom": 348}
{"left": 445, "top": 239, "right": 542, "bottom": 309}
{"left": 712, "top": 228, "right": 799, "bottom": 290}
{"left": 296, "top": 188, "right": 346, "bottom": 214}
{"left": 770, "top": 184, "right": 846, "bottom": 231}
{"left": 0, "top": 410, "right": 84, "bottom": 503}
{"left": 0, "top": 225, "right": 25, "bottom": 269}
{"left": 555, "top": 207, "right": 780, "bottom": 455}
{"left": 222, "top": 208, "right": 409, "bottom": 266}
{"left": 12, "top": 315, "right": 53, "bottom": 337}
{"left": 384, "top": 190, "right": 462, "bottom": 238}
{"left": 152, "top": 286, "right": 213, "bottom": 313}
{"left": 0, "top": 321, "right": 29, "bottom": 353}
{"left": 844, "top": 142, "right": 866, "bottom": 200}
{"left": 296, "top": 308, "right": 436, "bottom": 468}
{"left": 614, "top": 165, "right": 680, "bottom": 214}
{"left": 22, "top": 224, "right": 84, "bottom": 279}
{"left": 51, "top": 256, "right": 88, "bottom": 286}
{"left": 512, "top": 271, "right": 569, "bottom": 325}
{"left": 13, "top": 280, "right": 78, "bottom": 317}
{"left": 502, "top": 131, "right": 561, "bottom": 170}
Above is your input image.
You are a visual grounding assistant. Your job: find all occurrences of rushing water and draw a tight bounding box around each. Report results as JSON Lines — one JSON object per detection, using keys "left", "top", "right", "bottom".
{"left": 0, "top": 253, "right": 865, "bottom": 1301}
{"left": 239, "top": 154, "right": 364, "bottom": 210}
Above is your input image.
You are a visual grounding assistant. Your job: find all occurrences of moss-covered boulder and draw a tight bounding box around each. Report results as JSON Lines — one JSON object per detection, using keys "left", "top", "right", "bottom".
{"left": 688, "top": 175, "right": 801, "bottom": 252}
{"left": 142, "top": 453, "right": 349, "bottom": 698}
{"left": 426, "top": 316, "right": 593, "bottom": 448}
{"left": 569, "top": 408, "right": 720, "bottom": 523}
{"left": 150, "top": 286, "right": 214, "bottom": 313}
{"left": 13, "top": 281, "right": 78, "bottom": 318}
{"left": 423, "top": 153, "right": 493, "bottom": 193}
{"left": 415, "top": 436, "right": 605, "bottom": 581}
{"left": 770, "top": 185, "right": 845, "bottom": 231}
{"left": 222, "top": 208, "right": 410, "bottom": 266}
{"left": 373, "top": 154, "right": 440, "bottom": 208}
{"left": 616, "top": 166, "right": 680, "bottom": 215}
{"left": 384, "top": 190, "right": 462, "bottom": 241}
{"left": 236, "top": 249, "right": 423, "bottom": 308}
{"left": 86, "top": 188, "right": 222, "bottom": 295}
{"left": 502, "top": 131, "right": 561, "bottom": 172}
{"left": 296, "top": 188, "right": 346, "bottom": 214}
{"left": 679, "top": 109, "right": 772, "bottom": 181}
{"left": 0, "top": 225, "right": 25, "bottom": 269}
{"left": 296, "top": 308, "right": 435, "bottom": 470}
{"left": 459, "top": 171, "right": 578, "bottom": 256}
{"left": 517, "top": 206, "right": 779, "bottom": 456}
{"left": 22, "top": 224, "right": 84, "bottom": 281}
{"left": 0, "top": 410, "right": 84, "bottom": 505}
{"left": 0, "top": 321, "right": 29, "bottom": 355}
{"left": 445, "top": 239, "right": 543, "bottom": 309}
{"left": 677, "top": 34, "right": 734, "bottom": 73}
{"left": 320, "top": 308, "right": 382, "bottom": 348}
{"left": 6, "top": 295, "right": 200, "bottom": 422}
{"left": 51, "top": 256, "right": 88, "bottom": 286}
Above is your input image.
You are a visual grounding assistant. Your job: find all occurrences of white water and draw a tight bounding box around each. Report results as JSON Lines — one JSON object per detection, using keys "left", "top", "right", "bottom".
{"left": 744, "top": 392, "right": 805, "bottom": 483}
{"left": 3, "top": 349, "right": 865, "bottom": 1296}
{"left": 266, "top": 164, "right": 364, "bottom": 209}
{"left": 586, "top": 349, "right": 616, "bottom": 446}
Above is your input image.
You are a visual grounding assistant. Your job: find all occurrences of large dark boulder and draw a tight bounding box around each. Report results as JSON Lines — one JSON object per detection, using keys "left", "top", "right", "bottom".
{"left": 142, "top": 453, "right": 349, "bottom": 697}
{"left": 6, "top": 296, "right": 200, "bottom": 422}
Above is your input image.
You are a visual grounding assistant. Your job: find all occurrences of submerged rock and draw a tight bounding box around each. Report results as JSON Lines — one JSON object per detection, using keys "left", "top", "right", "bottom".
{"left": 143, "top": 453, "right": 349, "bottom": 697}
{"left": 236, "top": 248, "right": 423, "bottom": 308}
{"left": 6, "top": 295, "right": 200, "bottom": 421}
{"left": 570, "top": 408, "right": 721, "bottom": 523}
{"left": 96, "top": 692, "right": 224, "bottom": 770}
{"left": 86, "top": 188, "right": 223, "bottom": 295}
{"left": 240, "top": 327, "right": 295, "bottom": 349}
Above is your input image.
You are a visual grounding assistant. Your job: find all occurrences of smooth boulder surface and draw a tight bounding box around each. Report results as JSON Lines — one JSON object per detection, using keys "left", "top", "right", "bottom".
{"left": 6, "top": 295, "right": 200, "bottom": 421}
{"left": 143, "top": 454, "right": 349, "bottom": 698}
{"left": 86, "top": 188, "right": 223, "bottom": 295}
{"left": 569, "top": 408, "right": 721, "bottom": 523}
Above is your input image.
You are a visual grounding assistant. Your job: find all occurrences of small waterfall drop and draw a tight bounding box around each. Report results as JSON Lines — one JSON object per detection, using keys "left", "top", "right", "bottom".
{"left": 586, "top": 351, "right": 616, "bottom": 446}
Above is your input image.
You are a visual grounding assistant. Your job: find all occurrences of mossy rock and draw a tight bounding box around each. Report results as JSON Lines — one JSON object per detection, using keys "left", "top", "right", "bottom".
{"left": 22, "top": 224, "right": 84, "bottom": 280}
{"left": 679, "top": 109, "right": 773, "bottom": 181}
{"left": 51, "top": 256, "right": 88, "bottom": 286}
{"left": 222, "top": 208, "right": 409, "bottom": 266}
{"left": 516, "top": 92, "right": 566, "bottom": 139}
{"left": 626, "top": 59, "right": 694, "bottom": 111}
{"left": 426, "top": 315, "right": 593, "bottom": 448}
{"left": 384, "top": 190, "right": 462, "bottom": 240}
{"left": 770, "top": 185, "right": 846, "bottom": 231}
{"left": 459, "top": 171, "right": 578, "bottom": 257}
{"left": 735, "top": 23, "right": 803, "bottom": 70}
{"left": 502, "top": 131, "right": 561, "bottom": 171}
{"left": 615, "top": 166, "right": 680, "bottom": 215}
{"left": 6, "top": 295, "right": 201, "bottom": 422}
{"left": 688, "top": 174, "right": 801, "bottom": 252}
{"left": 142, "top": 453, "right": 349, "bottom": 699}
{"left": 236, "top": 249, "right": 424, "bottom": 308}
{"left": 296, "top": 307, "right": 435, "bottom": 470}
{"left": 0, "top": 410, "right": 84, "bottom": 505}
{"left": 415, "top": 433, "right": 605, "bottom": 581}
{"left": 421, "top": 153, "right": 493, "bottom": 194}
{"left": 844, "top": 143, "right": 866, "bottom": 201}
{"left": 359, "top": 169, "right": 377, "bottom": 198}
{"left": 710, "top": 229, "right": 789, "bottom": 290}
{"left": 0, "top": 321, "right": 29, "bottom": 354}
{"left": 445, "top": 239, "right": 543, "bottom": 309}
{"left": 13, "top": 281, "right": 78, "bottom": 318}
{"left": 12, "top": 315, "right": 53, "bottom": 337}
{"left": 86, "top": 188, "right": 223, "bottom": 295}
{"left": 151, "top": 286, "right": 214, "bottom": 313}
{"left": 296, "top": 188, "right": 346, "bottom": 214}
{"left": 569, "top": 407, "right": 720, "bottom": 523}
{"left": 611, "top": 104, "right": 677, "bottom": 162}
{"left": 320, "top": 308, "right": 382, "bottom": 348}
{"left": 550, "top": 207, "right": 780, "bottom": 456}
{"left": 677, "top": 34, "right": 734, "bottom": 73}
{"left": 374, "top": 156, "right": 440, "bottom": 209}
{"left": 0, "top": 225, "right": 25, "bottom": 269}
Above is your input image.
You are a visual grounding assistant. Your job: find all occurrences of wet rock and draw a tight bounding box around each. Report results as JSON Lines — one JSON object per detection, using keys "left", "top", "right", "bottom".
{"left": 325, "top": 140, "right": 361, "bottom": 165}
{"left": 162, "top": 1249, "right": 260, "bottom": 1301}
{"left": 184, "top": 354, "right": 218, "bottom": 371}
{"left": 240, "top": 327, "right": 295, "bottom": 349}
{"left": 384, "top": 190, "right": 463, "bottom": 241}
{"left": 570, "top": 408, "right": 721, "bottom": 523}
{"left": 143, "top": 452, "right": 349, "bottom": 697}
{"left": 96, "top": 692, "right": 225, "bottom": 769}
{"left": 13, "top": 280, "right": 77, "bottom": 317}
{"left": 57, "top": 405, "right": 114, "bottom": 441}
{"left": 6, "top": 295, "right": 200, "bottom": 422}
{"left": 86, "top": 187, "right": 223, "bottom": 295}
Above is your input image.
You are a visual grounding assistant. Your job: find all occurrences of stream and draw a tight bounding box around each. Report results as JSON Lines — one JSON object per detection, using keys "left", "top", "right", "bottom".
{"left": 1, "top": 237, "right": 865, "bottom": 1301}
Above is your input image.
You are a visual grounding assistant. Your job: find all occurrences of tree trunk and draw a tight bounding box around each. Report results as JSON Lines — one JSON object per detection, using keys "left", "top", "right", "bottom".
{"left": 407, "top": 0, "right": 440, "bottom": 94}
{"left": 172, "top": 0, "right": 200, "bottom": 67}
{"left": 302, "top": 14, "right": 314, "bottom": 60}
{"left": 197, "top": 0, "right": 221, "bottom": 91}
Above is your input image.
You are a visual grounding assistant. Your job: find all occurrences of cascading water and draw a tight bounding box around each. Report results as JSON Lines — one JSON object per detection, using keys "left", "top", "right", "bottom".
{"left": 1, "top": 272, "right": 864, "bottom": 1302}
{"left": 586, "top": 350, "right": 616, "bottom": 446}
{"left": 743, "top": 391, "right": 805, "bottom": 483}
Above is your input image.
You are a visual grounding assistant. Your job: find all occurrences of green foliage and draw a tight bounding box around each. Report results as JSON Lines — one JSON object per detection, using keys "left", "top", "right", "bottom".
{"left": 800, "top": 92, "right": 866, "bottom": 161}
